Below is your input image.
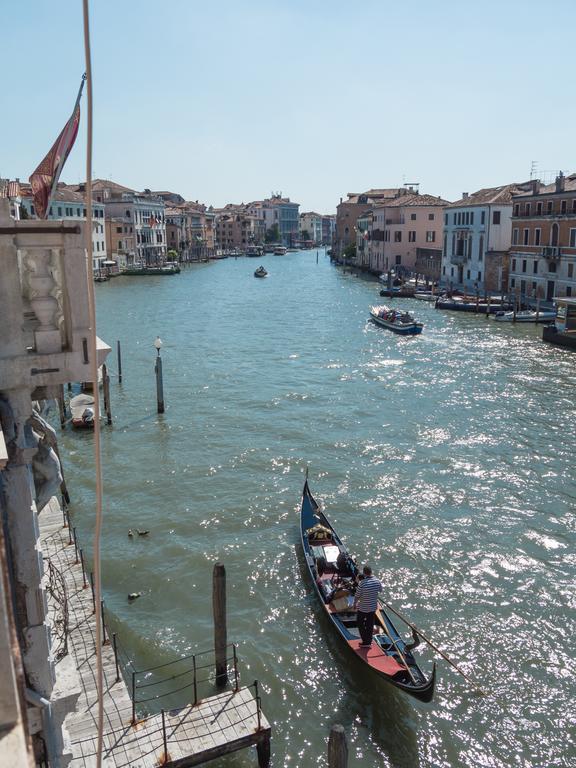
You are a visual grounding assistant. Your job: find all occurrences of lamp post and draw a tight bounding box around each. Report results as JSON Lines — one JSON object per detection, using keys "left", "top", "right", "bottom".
{"left": 154, "top": 336, "right": 165, "bottom": 414}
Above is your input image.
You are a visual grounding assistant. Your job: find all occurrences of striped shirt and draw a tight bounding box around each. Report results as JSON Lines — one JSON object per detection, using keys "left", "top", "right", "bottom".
{"left": 355, "top": 576, "right": 383, "bottom": 613}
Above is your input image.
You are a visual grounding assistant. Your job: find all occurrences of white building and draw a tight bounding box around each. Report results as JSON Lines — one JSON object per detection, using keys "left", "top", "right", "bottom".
{"left": 440, "top": 183, "right": 533, "bottom": 293}
{"left": 299, "top": 212, "right": 323, "bottom": 244}
{"left": 20, "top": 185, "right": 108, "bottom": 274}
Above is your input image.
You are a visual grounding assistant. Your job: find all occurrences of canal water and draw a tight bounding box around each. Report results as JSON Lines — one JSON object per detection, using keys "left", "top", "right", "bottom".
{"left": 62, "top": 250, "right": 575, "bottom": 767}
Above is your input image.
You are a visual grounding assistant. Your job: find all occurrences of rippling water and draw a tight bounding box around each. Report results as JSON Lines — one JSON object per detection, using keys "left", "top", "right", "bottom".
{"left": 61, "top": 251, "right": 576, "bottom": 767}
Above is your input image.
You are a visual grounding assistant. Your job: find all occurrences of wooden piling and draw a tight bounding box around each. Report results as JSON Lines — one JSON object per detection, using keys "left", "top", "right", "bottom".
{"left": 486, "top": 295, "right": 491, "bottom": 317}
{"left": 58, "top": 385, "right": 67, "bottom": 429}
{"left": 328, "top": 724, "right": 348, "bottom": 768}
{"left": 117, "top": 339, "right": 123, "bottom": 384}
{"left": 257, "top": 734, "right": 271, "bottom": 768}
{"left": 155, "top": 355, "right": 165, "bottom": 414}
{"left": 103, "top": 364, "right": 112, "bottom": 425}
{"left": 213, "top": 562, "right": 228, "bottom": 686}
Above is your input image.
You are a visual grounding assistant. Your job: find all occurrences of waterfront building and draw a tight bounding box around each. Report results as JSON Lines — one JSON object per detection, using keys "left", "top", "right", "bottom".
{"left": 321, "top": 214, "right": 336, "bottom": 246}
{"left": 300, "top": 212, "right": 323, "bottom": 245}
{"left": 20, "top": 184, "right": 108, "bottom": 274}
{"left": 88, "top": 180, "right": 166, "bottom": 266}
{"left": 104, "top": 216, "right": 135, "bottom": 269}
{"left": 334, "top": 189, "right": 402, "bottom": 259}
{"left": 150, "top": 190, "right": 186, "bottom": 205}
{"left": 369, "top": 192, "right": 449, "bottom": 275}
{"left": 509, "top": 173, "right": 576, "bottom": 302}
{"left": 214, "top": 206, "right": 258, "bottom": 251}
{"left": 165, "top": 207, "right": 187, "bottom": 255}
{"left": 355, "top": 210, "right": 372, "bottom": 269}
{"left": 249, "top": 195, "right": 300, "bottom": 246}
{"left": 440, "top": 182, "right": 533, "bottom": 294}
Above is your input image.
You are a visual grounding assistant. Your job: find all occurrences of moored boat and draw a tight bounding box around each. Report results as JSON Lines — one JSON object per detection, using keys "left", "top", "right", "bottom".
{"left": 274, "top": 245, "right": 287, "bottom": 255}
{"left": 69, "top": 394, "right": 96, "bottom": 429}
{"left": 254, "top": 266, "right": 268, "bottom": 278}
{"left": 370, "top": 305, "right": 423, "bottom": 335}
{"left": 435, "top": 296, "right": 512, "bottom": 313}
{"left": 542, "top": 297, "right": 576, "bottom": 349}
{"left": 493, "top": 309, "right": 556, "bottom": 323}
{"left": 300, "top": 478, "right": 436, "bottom": 702}
{"left": 122, "top": 263, "right": 179, "bottom": 276}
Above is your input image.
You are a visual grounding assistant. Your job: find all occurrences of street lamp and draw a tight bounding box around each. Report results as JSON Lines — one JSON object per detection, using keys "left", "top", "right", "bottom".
{"left": 153, "top": 336, "right": 164, "bottom": 413}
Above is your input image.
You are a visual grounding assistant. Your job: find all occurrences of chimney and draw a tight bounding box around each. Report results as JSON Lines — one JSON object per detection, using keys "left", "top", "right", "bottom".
{"left": 555, "top": 172, "right": 565, "bottom": 193}
{"left": 340, "top": 197, "right": 342, "bottom": 204}
{"left": 462, "top": 192, "right": 469, "bottom": 199}
{"left": 531, "top": 180, "right": 540, "bottom": 195}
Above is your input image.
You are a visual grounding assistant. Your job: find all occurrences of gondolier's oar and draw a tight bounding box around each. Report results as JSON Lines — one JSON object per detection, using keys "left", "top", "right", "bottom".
{"left": 375, "top": 607, "right": 419, "bottom": 686}
{"left": 380, "top": 599, "right": 487, "bottom": 696}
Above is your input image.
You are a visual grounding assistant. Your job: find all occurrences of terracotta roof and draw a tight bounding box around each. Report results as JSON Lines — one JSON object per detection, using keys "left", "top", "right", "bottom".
{"left": 447, "top": 182, "right": 533, "bottom": 208}
{"left": 343, "top": 189, "right": 402, "bottom": 205}
{"left": 383, "top": 193, "right": 451, "bottom": 208}
{"left": 512, "top": 173, "right": 576, "bottom": 198}
{"left": 86, "top": 179, "right": 136, "bottom": 193}
{"left": 20, "top": 183, "right": 100, "bottom": 205}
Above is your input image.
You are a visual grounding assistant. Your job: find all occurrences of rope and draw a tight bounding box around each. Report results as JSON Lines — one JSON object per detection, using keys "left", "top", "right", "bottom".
{"left": 82, "top": 3, "right": 104, "bottom": 766}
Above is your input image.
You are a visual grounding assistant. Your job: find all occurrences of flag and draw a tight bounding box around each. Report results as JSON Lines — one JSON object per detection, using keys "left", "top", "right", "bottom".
{"left": 29, "top": 75, "right": 86, "bottom": 219}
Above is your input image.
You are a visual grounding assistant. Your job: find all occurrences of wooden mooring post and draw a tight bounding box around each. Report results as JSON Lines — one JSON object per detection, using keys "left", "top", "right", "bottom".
{"left": 58, "top": 385, "right": 67, "bottom": 429}
{"left": 102, "top": 363, "right": 112, "bottom": 425}
{"left": 117, "top": 339, "right": 123, "bottom": 384}
{"left": 328, "top": 724, "right": 348, "bottom": 768}
{"left": 213, "top": 562, "right": 228, "bottom": 686}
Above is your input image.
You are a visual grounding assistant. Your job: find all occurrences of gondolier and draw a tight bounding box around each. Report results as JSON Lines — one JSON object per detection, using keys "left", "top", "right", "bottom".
{"left": 353, "top": 565, "right": 383, "bottom": 647}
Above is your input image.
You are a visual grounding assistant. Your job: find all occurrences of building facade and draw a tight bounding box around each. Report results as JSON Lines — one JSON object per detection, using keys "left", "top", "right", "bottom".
{"left": 440, "top": 183, "right": 533, "bottom": 293}
{"left": 334, "top": 189, "right": 403, "bottom": 258}
{"left": 509, "top": 173, "right": 576, "bottom": 301}
{"left": 299, "top": 212, "right": 323, "bottom": 244}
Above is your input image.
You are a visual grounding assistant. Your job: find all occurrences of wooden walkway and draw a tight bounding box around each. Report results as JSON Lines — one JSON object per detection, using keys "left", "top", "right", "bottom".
{"left": 39, "top": 497, "right": 271, "bottom": 767}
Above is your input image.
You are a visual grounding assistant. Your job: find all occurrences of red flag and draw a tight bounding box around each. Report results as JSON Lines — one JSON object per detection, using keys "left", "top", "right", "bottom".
{"left": 29, "top": 75, "right": 85, "bottom": 219}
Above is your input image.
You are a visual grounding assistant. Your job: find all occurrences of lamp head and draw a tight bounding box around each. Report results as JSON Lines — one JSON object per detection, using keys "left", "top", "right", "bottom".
{"left": 154, "top": 336, "right": 163, "bottom": 352}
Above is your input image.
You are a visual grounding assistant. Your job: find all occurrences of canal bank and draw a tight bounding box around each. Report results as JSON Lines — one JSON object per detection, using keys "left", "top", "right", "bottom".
{"left": 62, "top": 250, "right": 575, "bottom": 767}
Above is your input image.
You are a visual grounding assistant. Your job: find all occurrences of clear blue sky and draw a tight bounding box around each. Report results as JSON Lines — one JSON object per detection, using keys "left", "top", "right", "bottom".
{"left": 2, "top": 0, "right": 574, "bottom": 212}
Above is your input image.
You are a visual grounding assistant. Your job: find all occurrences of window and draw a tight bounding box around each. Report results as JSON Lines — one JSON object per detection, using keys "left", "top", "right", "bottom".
{"left": 410, "top": 213, "right": 417, "bottom": 221}
{"left": 116, "top": 226, "right": 122, "bottom": 233}
{"left": 470, "top": 212, "right": 474, "bottom": 225}
{"left": 569, "top": 263, "right": 574, "bottom": 278}
{"left": 457, "top": 212, "right": 462, "bottom": 225}
{"left": 478, "top": 271, "right": 482, "bottom": 281}
{"left": 467, "top": 270, "right": 471, "bottom": 279}
{"left": 426, "top": 231, "right": 435, "bottom": 242}
{"left": 513, "top": 205, "right": 519, "bottom": 216}
{"left": 443, "top": 266, "right": 446, "bottom": 275}
{"left": 479, "top": 235, "right": 484, "bottom": 261}
{"left": 561, "top": 200, "right": 567, "bottom": 214}
{"left": 567, "top": 286, "right": 573, "bottom": 296}
{"left": 511, "top": 278, "right": 516, "bottom": 288}
{"left": 570, "top": 229, "right": 576, "bottom": 247}
{"left": 465, "top": 212, "right": 470, "bottom": 225}
{"left": 49, "top": 207, "right": 53, "bottom": 216}
{"left": 525, "top": 203, "right": 531, "bottom": 216}
{"left": 493, "top": 211, "right": 501, "bottom": 224}
{"left": 481, "top": 211, "right": 485, "bottom": 225}
{"left": 409, "top": 231, "right": 416, "bottom": 242}
{"left": 547, "top": 201, "right": 553, "bottom": 214}
{"left": 551, "top": 223, "right": 559, "bottom": 246}
{"left": 572, "top": 200, "right": 576, "bottom": 214}
{"left": 444, "top": 214, "right": 448, "bottom": 225}
{"left": 533, "top": 261, "right": 538, "bottom": 274}
{"left": 534, "top": 229, "right": 541, "bottom": 246}
{"left": 522, "top": 260, "right": 527, "bottom": 273}
{"left": 394, "top": 231, "right": 402, "bottom": 242}
{"left": 532, "top": 281, "right": 537, "bottom": 292}
{"left": 549, "top": 261, "right": 556, "bottom": 273}
{"left": 118, "top": 240, "right": 122, "bottom": 249}
{"left": 395, "top": 254, "right": 402, "bottom": 265}
{"left": 453, "top": 213, "right": 457, "bottom": 225}
{"left": 537, "top": 202, "right": 542, "bottom": 215}
{"left": 513, "top": 228, "right": 519, "bottom": 244}
{"left": 428, "top": 213, "right": 434, "bottom": 220}
{"left": 451, "top": 267, "right": 454, "bottom": 277}
{"left": 512, "top": 259, "right": 517, "bottom": 271}
{"left": 523, "top": 229, "right": 529, "bottom": 245}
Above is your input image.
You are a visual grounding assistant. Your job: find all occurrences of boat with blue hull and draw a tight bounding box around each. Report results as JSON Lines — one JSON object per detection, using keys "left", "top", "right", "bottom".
{"left": 299, "top": 478, "right": 436, "bottom": 702}
{"left": 370, "top": 305, "right": 423, "bottom": 335}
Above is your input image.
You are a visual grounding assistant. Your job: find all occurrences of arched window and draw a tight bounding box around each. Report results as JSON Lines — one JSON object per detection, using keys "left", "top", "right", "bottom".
{"left": 551, "top": 223, "right": 559, "bottom": 246}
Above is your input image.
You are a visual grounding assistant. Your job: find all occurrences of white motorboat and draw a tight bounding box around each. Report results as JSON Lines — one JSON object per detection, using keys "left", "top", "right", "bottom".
{"left": 493, "top": 309, "right": 556, "bottom": 323}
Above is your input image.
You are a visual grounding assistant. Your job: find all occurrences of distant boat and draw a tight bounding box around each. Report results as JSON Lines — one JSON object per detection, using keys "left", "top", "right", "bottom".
{"left": 263, "top": 244, "right": 276, "bottom": 253}
{"left": 435, "top": 296, "right": 512, "bottom": 314}
{"left": 69, "top": 394, "right": 95, "bottom": 429}
{"left": 412, "top": 291, "right": 437, "bottom": 301}
{"left": 370, "top": 305, "right": 423, "bottom": 335}
{"left": 254, "top": 266, "right": 268, "bottom": 278}
{"left": 274, "top": 245, "right": 287, "bottom": 255}
{"left": 122, "top": 263, "right": 179, "bottom": 276}
{"left": 493, "top": 309, "right": 556, "bottom": 323}
{"left": 246, "top": 245, "right": 264, "bottom": 257}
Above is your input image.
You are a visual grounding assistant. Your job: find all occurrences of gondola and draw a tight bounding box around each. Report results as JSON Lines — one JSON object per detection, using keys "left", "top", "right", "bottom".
{"left": 300, "top": 478, "right": 436, "bottom": 702}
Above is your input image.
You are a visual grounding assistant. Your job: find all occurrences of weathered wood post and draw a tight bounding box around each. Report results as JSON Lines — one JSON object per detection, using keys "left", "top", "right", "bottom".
{"left": 58, "top": 385, "right": 67, "bottom": 429}
{"left": 213, "top": 562, "right": 228, "bottom": 686}
{"left": 102, "top": 363, "right": 112, "bottom": 425}
{"left": 328, "top": 724, "right": 348, "bottom": 768}
{"left": 154, "top": 336, "right": 165, "bottom": 414}
{"left": 117, "top": 339, "right": 122, "bottom": 384}
{"left": 486, "top": 294, "right": 491, "bottom": 318}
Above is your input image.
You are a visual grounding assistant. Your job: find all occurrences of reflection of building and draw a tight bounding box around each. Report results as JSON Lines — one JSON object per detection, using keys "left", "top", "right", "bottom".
{"left": 440, "top": 182, "right": 532, "bottom": 293}
{"left": 20, "top": 184, "right": 107, "bottom": 274}
{"left": 509, "top": 173, "right": 576, "bottom": 302}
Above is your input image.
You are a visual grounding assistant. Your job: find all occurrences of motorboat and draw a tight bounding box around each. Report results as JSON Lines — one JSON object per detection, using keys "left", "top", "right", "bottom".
{"left": 493, "top": 309, "right": 556, "bottom": 323}
{"left": 254, "top": 266, "right": 268, "bottom": 278}
{"left": 69, "top": 394, "right": 96, "bottom": 429}
{"left": 370, "top": 305, "right": 423, "bottom": 335}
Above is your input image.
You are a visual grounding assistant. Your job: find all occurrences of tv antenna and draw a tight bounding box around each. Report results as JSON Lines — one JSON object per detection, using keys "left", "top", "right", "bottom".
{"left": 530, "top": 160, "right": 538, "bottom": 180}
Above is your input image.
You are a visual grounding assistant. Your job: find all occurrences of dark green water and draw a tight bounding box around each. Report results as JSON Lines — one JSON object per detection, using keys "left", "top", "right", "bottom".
{"left": 62, "top": 250, "right": 575, "bottom": 767}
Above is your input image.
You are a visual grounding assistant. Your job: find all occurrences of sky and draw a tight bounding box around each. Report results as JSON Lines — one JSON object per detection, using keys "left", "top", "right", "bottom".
{"left": 2, "top": 0, "right": 575, "bottom": 213}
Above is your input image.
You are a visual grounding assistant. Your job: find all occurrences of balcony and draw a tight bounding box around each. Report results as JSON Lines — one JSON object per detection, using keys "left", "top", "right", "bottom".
{"left": 450, "top": 253, "right": 467, "bottom": 265}
{"left": 541, "top": 246, "right": 561, "bottom": 260}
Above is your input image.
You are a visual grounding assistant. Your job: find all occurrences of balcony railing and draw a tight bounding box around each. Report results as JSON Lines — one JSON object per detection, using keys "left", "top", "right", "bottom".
{"left": 541, "top": 246, "right": 561, "bottom": 260}
{"left": 450, "top": 253, "right": 467, "bottom": 265}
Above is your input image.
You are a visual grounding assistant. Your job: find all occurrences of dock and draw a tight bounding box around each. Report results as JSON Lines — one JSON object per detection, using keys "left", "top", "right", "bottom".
{"left": 39, "top": 497, "right": 271, "bottom": 767}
